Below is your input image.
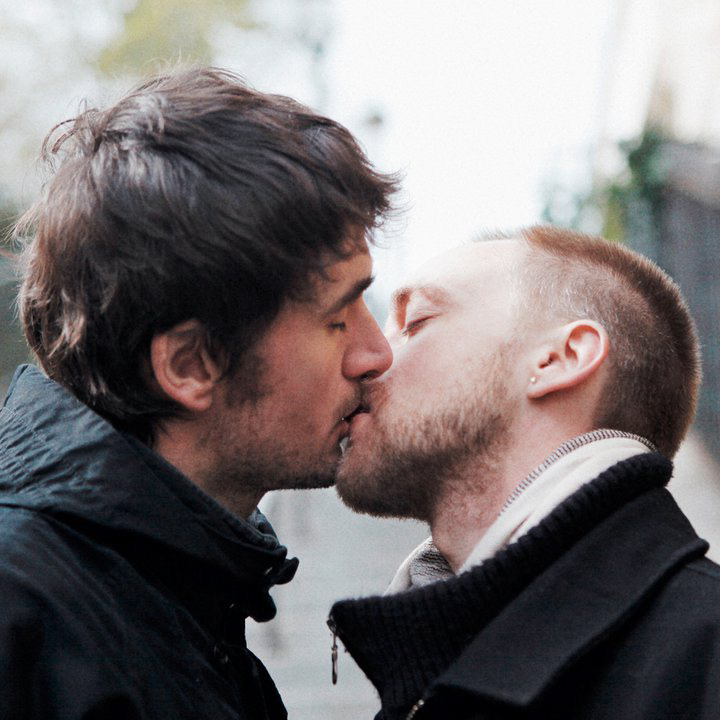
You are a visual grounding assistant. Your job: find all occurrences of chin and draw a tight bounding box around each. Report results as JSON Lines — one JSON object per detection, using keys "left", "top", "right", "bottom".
{"left": 334, "top": 479, "right": 411, "bottom": 520}
{"left": 294, "top": 458, "right": 340, "bottom": 490}
{"left": 336, "top": 446, "right": 362, "bottom": 482}
{"left": 271, "top": 474, "right": 335, "bottom": 491}
{"left": 335, "top": 455, "right": 374, "bottom": 502}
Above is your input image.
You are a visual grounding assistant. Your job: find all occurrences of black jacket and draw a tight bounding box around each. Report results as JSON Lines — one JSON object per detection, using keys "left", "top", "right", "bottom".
{"left": 0, "top": 364, "right": 297, "bottom": 720}
{"left": 331, "top": 453, "right": 720, "bottom": 719}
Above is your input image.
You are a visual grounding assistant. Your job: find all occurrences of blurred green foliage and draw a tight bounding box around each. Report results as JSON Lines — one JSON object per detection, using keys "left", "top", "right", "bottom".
{"left": 0, "top": 269, "right": 27, "bottom": 399}
{"left": 0, "top": 200, "right": 18, "bottom": 245}
{"left": 98, "top": 0, "right": 254, "bottom": 75}
{"left": 603, "top": 128, "right": 668, "bottom": 246}
{"left": 2, "top": 0, "right": 264, "bottom": 395}
{"left": 542, "top": 127, "right": 669, "bottom": 255}
{"left": 0, "top": 196, "right": 28, "bottom": 398}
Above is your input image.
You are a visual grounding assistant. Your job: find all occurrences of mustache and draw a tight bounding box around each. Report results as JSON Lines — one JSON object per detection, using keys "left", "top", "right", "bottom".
{"left": 340, "top": 381, "right": 386, "bottom": 423}
{"left": 359, "top": 380, "right": 386, "bottom": 412}
{"left": 341, "top": 390, "right": 365, "bottom": 421}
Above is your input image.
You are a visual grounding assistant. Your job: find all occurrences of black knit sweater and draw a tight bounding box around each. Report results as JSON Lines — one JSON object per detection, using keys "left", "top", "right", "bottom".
{"left": 329, "top": 453, "right": 672, "bottom": 720}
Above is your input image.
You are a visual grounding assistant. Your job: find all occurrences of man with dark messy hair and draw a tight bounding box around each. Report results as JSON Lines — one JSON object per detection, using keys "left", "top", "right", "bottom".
{"left": 331, "top": 227, "right": 720, "bottom": 720}
{"left": 0, "top": 67, "right": 396, "bottom": 719}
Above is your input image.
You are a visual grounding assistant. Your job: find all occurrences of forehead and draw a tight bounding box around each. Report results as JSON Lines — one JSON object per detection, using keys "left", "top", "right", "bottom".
{"left": 397, "top": 239, "right": 524, "bottom": 307}
{"left": 308, "top": 242, "right": 373, "bottom": 308}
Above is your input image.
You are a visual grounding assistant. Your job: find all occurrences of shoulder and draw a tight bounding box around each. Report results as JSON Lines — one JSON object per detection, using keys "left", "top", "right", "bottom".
{"left": 0, "top": 505, "right": 122, "bottom": 637}
{"left": 683, "top": 555, "right": 720, "bottom": 581}
{"left": 660, "top": 554, "right": 720, "bottom": 608}
{"left": 0, "top": 502, "right": 161, "bottom": 665}
{"left": 0, "top": 503, "right": 107, "bottom": 582}
{"left": 616, "top": 554, "right": 720, "bottom": 655}
{"left": 0, "top": 506, "right": 143, "bottom": 717}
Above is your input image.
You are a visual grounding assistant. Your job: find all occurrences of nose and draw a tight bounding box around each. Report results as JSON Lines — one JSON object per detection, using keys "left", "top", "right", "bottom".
{"left": 342, "top": 301, "right": 393, "bottom": 380}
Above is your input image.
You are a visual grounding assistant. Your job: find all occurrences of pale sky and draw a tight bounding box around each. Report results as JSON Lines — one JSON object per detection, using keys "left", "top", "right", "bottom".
{"left": 321, "top": 0, "right": 621, "bottom": 299}
{"left": 2, "top": 0, "right": 653, "bottom": 303}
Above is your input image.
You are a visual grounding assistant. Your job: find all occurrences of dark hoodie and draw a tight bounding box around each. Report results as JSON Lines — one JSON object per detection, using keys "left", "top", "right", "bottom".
{"left": 0, "top": 364, "right": 297, "bottom": 720}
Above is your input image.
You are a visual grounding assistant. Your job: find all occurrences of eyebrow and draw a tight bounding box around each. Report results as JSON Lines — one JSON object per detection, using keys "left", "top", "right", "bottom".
{"left": 389, "top": 283, "right": 453, "bottom": 329}
{"left": 390, "top": 283, "right": 453, "bottom": 312}
{"left": 324, "top": 275, "right": 375, "bottom": 316}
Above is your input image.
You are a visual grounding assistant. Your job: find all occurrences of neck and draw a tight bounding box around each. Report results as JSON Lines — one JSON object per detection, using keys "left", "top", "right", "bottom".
{"left": 430, "top": 483, "right": 504, "bottom": 573}
{"left": 153, "top": 423, "right": 264, "bottom": 519}
{"left": 430, "top": 421, "right": 590, "bottom": 572}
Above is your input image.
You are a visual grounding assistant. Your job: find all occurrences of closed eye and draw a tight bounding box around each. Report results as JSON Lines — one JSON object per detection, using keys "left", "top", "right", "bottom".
{"left": 401, "top": 317, "right": 431, "bottom": 337}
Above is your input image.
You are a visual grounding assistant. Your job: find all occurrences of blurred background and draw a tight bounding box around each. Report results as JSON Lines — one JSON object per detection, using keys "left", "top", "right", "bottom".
{"left": 1, "top": 1, "right": 720, "bottom": 717}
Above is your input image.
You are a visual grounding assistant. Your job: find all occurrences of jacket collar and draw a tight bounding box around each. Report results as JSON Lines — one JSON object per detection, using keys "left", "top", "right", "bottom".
{"left": 0, "top": 364, "right": 297, "bottom": 626}
{"left": 330, "top": 452, "right": 682, "bottom": 718}
{"left": 433, "top": 486, "right": 707, "bottom": 708}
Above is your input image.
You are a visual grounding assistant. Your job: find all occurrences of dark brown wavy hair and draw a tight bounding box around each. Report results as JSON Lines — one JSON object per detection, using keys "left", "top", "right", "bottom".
{"left": 17, "top": 67, "right": 398, "bottom": 442}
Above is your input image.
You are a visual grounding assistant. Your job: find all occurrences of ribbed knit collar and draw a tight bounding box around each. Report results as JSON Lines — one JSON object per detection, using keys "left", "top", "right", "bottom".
{"left": 329, "top": 452, "right": 672, "bottom": 720}
{"left": 499, "top": 429, "right": 656, "bottom": 514}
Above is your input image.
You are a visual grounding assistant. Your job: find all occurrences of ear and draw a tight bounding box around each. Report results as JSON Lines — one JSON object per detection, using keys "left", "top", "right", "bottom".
{"left": 527, "top": 320, "right": 609, "bottom": 399}
{"left": 150, "top": 320, "right": 223, "bottom": 413}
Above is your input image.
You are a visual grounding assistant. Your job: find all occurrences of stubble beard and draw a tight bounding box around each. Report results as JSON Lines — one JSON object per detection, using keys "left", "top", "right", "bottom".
{"left": 203, "top": 420, "right": 340, "bottom": 506}
{"left": 336, "top": 347, "right": 514, "bottom": 522}
{"left": 198, "top": 371, "right": 347, "bottom": 507}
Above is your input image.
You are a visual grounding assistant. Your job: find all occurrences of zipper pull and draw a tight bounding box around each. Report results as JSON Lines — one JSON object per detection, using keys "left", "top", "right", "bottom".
{"left": 331, "top": 631, "right": 339, "bottom": 685}
{"left": 327, "top": 616, "right": 339, "bottom": 685}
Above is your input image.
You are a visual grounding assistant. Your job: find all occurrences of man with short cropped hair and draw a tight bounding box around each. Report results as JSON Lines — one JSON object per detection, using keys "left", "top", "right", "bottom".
{"left": 331, "top": 226, "right": 720, "bottom": 720}
{"left": 0, "top": 67, "right": 396, "bottom": 719}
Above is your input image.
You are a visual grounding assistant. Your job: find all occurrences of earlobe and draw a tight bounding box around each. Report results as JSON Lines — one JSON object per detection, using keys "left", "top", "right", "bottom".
{"left": 150, "top": 320, "right": 223, "bottom": 413}
{"left": 527, "top": 320, "right": 609, "bottom": 399}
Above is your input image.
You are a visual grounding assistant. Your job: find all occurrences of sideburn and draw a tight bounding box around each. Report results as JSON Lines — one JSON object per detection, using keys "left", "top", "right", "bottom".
{"left": 222, "top": 347, "right": 269, "bottom": 409}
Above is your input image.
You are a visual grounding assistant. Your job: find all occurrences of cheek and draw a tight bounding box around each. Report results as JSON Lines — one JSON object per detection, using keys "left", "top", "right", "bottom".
{"left": 384, "top": 348, "right": 468, "bottom": 417}
{"left": 278, "top": 358, "right": 345, "bottom": 419}
{"left": 266, "top": 336, "right": 339, "bottom": 387}
{"left": 397, "top": 344, "right": 454, "bottom": 383}
{"left": 261, "top": 329, "right": 348, "bottom": 413}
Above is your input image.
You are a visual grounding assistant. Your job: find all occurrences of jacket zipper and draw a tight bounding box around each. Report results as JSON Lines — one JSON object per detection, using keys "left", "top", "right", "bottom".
{"left": 327, "top": 616, "right": 339, "bottom": 685}
{"left": 328, "top": 614, "right": 426, "bottom": 718}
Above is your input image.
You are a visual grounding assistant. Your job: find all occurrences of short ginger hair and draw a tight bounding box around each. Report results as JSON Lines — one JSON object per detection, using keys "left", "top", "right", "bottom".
{"left": 518, "top": 225, "right": 701, "bottom": 457}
